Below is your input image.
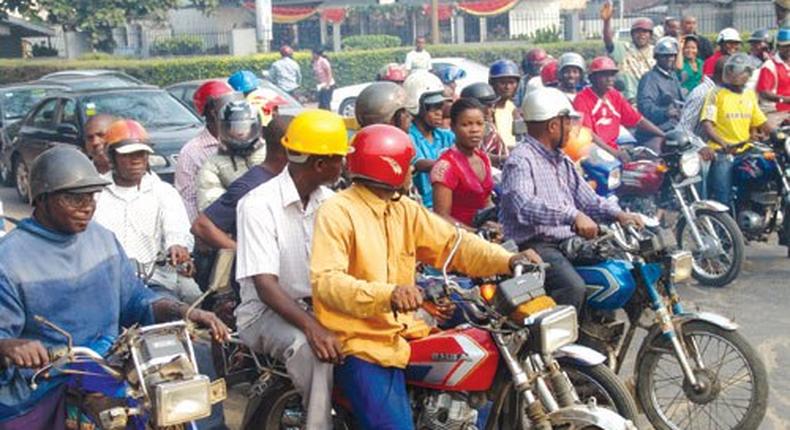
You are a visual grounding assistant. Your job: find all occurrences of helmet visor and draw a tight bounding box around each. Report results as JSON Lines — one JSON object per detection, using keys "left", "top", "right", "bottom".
{"left": 220, "top": 118, "right": 260, "bottom": 149}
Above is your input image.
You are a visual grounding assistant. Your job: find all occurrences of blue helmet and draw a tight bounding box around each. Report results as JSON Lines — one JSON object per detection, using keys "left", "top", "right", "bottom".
{"left": 778, "top": 27, "right": 790, "bottom": 46}
{"left": 228, "top": 70, "right": 260, "bottom": 94}
{"left": 437, "top": 65, "right": 467, "bottom": 85}
{"left": 489, "top": 59, "right": 520, "bottom": 80}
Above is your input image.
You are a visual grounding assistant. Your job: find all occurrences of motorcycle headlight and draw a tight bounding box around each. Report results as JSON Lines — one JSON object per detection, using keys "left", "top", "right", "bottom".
{"left": 148, "top": 154, "right": 168, "bottom": 169}
{"left": 670, "top": 251, "right": 693, "bottom": 284}
{"left": 525, "top": 305, "right": 578, "bottom": 354}
{"left": 680, "top": 151, "right": 701, "bottom": 178}
{"left": 608, "top": 167, "right": 622, "bottom": 190}
{"left": 155, "top": 376, "right": 212, "bottom": 426}
{"left": 784, "top": 138, "right": 790, "bottom": 158}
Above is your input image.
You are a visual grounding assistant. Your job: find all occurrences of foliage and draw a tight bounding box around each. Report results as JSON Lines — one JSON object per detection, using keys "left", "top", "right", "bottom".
{"left": 31, "top": 43, "right": 58, "bottom": 57}
{"left": 342, "top": 35, "right": 402, "bottom": 51}
{"left": 150, "top": 35, "right": 205, "bottom": 57}
{"left": 530, "top": 26, "right": 563, "bottom": 44}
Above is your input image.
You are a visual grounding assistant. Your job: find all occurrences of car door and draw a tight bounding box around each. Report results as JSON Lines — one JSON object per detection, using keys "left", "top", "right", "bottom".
{"left": 17, "top": 98, "right": 60, "bottom": 166}
{"left": 53, "top": 98, "right": 82, "bottom": 147}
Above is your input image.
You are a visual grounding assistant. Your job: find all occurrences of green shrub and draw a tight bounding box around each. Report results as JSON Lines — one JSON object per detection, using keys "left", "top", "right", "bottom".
{"left": 150, "top": 35, "right": 204, "bottom": 57}
{"left": 531, "top": 26, "right": 563, "bottom": 44}
{"left": 342, "top": 34, "right": 402, "bottom": 51}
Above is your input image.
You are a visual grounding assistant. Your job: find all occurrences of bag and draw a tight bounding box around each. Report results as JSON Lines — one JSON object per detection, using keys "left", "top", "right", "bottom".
{"left": 207, "top": 249, "right": 236, "bottom": 293}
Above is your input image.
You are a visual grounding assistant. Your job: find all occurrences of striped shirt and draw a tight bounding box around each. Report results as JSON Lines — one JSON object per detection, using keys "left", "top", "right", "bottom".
{"left": 499, "top": 136, "right": 621, "bottom": 244}
{"left": 175, "top": 128, "right": 218, "bottom": 222}
{"left": 679, "top": 76, "right": 715, "bottom": 138}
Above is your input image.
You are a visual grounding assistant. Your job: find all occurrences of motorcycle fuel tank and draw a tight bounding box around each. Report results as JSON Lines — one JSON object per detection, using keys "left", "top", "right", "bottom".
{"left": 618, "top": 160, "right": 665, "bottom": 196}
{"left": 406, "top": 327, "right": 499, "bottom": 392}
{"left": 576, "top": 260, "right": 637, "bottom": 310}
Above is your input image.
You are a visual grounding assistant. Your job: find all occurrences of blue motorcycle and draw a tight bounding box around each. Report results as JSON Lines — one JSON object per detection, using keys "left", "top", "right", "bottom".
{"left": 566, "top": 224, "right": 768, "bottom": 430}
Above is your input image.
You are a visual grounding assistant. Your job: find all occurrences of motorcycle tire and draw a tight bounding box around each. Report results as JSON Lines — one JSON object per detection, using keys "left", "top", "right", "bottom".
{"left": 676, "top": 209, "right": 745, "bottom": 287}
{"left": 635, "top": 321, "right": 768, "bottom": 430}
{"left": 556, "top": 358, "right": 639, "bottom": 421}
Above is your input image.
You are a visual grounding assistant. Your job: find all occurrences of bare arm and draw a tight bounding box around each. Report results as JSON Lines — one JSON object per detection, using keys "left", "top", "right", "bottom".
{"left": 414, "top": 159, "right": 436, "bottom": 172}
{"left": 432, "top": 184, "right": 474, "bottom": 230}
{"left": 191, "top": 213, "right": 236, "bottom": 250}
{"left": 636, "top": 117, "right": 666, "bottom": 138}
{"left": 601, "top": 1, "right": 615, "bottom": 52}
{"left": 702, "top": 120, "right": 728, "bottom": 147}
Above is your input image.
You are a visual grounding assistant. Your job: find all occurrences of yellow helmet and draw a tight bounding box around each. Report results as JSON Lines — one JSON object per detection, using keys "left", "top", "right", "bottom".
{"left": 282, "top": 109, "right": 349, "bottom": 156}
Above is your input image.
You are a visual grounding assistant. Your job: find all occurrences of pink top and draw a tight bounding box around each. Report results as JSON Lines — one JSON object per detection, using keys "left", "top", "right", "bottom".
{"left": 431, "top": 147, "right": 494, "bottom": 226}
{"left": 313, "top": 56, "right": 335, "bottom": 87}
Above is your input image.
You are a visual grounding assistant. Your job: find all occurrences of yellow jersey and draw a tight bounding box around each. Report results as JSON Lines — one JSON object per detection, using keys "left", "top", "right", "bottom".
{"left": 700, "top": 87, "right": 767, "bottom": 148}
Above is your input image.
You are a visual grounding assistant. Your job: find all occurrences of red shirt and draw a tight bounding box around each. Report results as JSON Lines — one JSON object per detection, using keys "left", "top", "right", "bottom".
{"left": 573, "top": 87, "right": 642, "bottom": 150}
{"left": 756, "top": 55, "right": 790, "bottom": 112}
{"left": 702, "top": 51, "right": 723, "bottom": 77}
{"left": 430, "top": 147, "right": 493, "bottom": 226}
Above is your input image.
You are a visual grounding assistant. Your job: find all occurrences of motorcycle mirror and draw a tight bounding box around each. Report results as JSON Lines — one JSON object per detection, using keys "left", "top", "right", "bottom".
{"left": 639, "top": 214, "right": 660, "bottom": 229}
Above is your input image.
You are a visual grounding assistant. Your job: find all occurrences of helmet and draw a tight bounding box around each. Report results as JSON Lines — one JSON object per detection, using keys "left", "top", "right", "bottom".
{"left": 228, "top": 70, "right": 260, "bottom": 94}
{"left": 460, "top": 82, "right": 499, "bottom": 105}
{"left": 558, "top": 52, "right": 586, "bottom": 75}
{"left": 540, "top": 59, "right": 559, "bottom": 86}
{"left": 403, "top": 70, "right": 446, "bottom": 115}
{"left": 654, "top": 36, "right": 680, "bottom": 55}
{"left": 279, "top": 45, "right": 293, "bottom": 57}
{"left": 589, "top": 56, "right": 619, "bottom": 75}
{"left": 523, "top": 48, "right": 549, "bottom": 75}
{"left": 717, "top": 27, "right": 742, "bottom": 44}
{"left": 631, "top": 17, "right": 654, "bottom": 32}
{"left": 105, "top": 119, "right": 153, "bottom": 155}
{"left": 29, "top": 146, "right": 110, "bottom": 200}
{"left": 246, "top": 87, "right": 289, "bottom": 126}
{"left": 217, "top": 100, "right": 262, "bottom": 152}
{"left": 489, "top": 59, "right": 521, "bottom": 80}
{"left": 437, "top": 65, "right": 467, "bottom": 85}
{"left": 193, "top": 80, "right": 233, "bottom": 116}
{"left": 355, "top": 82, "right": 408, "bottom": 127}
{"left": 779, "top": 27, "right": 790, "bottom": 46}
{"left": 281, "top": 109, "right": 349, "bottom": 156}
{"left": 723, "top": 53, "right": 755, "bottom": 83}
{"left": 522, "top": 87, "right": 580, "bottom": 122}
{"left": 563, "top": 126, "right": 593, "bottom": 162}
{"left": 748, "top": 29, "right": 773, "bottom": 45}
{"left": 377, "top": 63, "right": 408, "bottom": 83}
{"left": 347, "top": 124, "right": 415, "bottom": 189}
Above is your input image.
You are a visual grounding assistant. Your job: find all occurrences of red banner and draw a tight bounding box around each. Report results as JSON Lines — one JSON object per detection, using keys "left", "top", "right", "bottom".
{"left": 457, "top": 0, "right": 520, "bottom": 17}
{"left": 320, "top": 7, "right": 347, "bottom": 24}
{"left": 272, "top": 5, "right": 319, "bottom": 24}
{"left": 421, "top": 4, "right": 454, "bottom": 21}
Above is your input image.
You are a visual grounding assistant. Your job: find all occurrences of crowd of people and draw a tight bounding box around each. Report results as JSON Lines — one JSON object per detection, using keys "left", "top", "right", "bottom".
{"left": 0, "top": 2, "right": 789, "bottom": 428}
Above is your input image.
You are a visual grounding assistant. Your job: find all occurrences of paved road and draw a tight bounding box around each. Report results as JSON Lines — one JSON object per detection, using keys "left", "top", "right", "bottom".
{"left": 1, "top": 186, "right": 788, "bottom": 429}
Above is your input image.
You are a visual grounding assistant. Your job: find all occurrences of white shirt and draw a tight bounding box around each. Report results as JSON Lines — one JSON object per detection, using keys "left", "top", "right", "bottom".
{"left": 94, "top": 173, "right": 193, "bottom": 268}
{"left": 235, "top": 170, "right": 335, "bottom": 330}
{"left": 405, "top": 50, "right": 432, "bottom": 71}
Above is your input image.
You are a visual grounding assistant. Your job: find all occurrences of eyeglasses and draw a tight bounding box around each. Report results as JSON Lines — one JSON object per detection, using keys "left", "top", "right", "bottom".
{"left": 55, "top": 192, "right": 96, "bottom": 209}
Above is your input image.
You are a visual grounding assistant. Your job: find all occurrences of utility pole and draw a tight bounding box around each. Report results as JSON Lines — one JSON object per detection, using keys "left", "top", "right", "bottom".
{"left": 619, "top": 0, "right": 625, "bottom": 22}
{"left": 255, "top": 0, "right": 273, "bottom": 52}
{"left": 431, "top": 0, "right": 440, "bottom": 44}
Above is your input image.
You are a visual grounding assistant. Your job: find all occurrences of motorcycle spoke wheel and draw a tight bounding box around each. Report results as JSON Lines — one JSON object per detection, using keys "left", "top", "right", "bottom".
{"left": 677, "top": 210, "right": 744, "bottom": 287}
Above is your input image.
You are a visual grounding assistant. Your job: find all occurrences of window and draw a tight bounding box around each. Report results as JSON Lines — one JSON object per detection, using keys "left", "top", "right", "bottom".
{"left": 60, "top": 99, "right": 79, "bottom": 127}
{"left": 30, "top": 99, "right": 59, "bottom": 128}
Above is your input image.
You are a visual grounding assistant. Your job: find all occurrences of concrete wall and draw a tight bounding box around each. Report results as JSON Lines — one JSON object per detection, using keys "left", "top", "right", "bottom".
{"left": 167, "top": 6, "right": 254, "bottom": 34}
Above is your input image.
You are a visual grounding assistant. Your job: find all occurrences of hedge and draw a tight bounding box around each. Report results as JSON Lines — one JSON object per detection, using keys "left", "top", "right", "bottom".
{"left": 342, "top": 34, "right": 402, "bottom": 51}
{"left": 0, "top": 40, "right": 605, "bottom": 90}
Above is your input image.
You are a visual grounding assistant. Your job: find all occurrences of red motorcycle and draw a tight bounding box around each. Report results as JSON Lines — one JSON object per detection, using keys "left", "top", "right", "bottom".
{"left": 241, "top": 231, "right": 638, "bottom": 429}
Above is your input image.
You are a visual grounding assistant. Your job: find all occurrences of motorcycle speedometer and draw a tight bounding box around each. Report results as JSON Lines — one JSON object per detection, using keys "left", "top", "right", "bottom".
{"left": 680, "top": 151, "right": 701, "bottom": 178}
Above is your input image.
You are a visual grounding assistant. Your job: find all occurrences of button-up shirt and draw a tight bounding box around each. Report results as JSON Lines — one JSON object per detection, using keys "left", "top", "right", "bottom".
{"left": 311, "top": 184, "right": 513, "bottom": 368}
{"left": 175, "top": 128, "right": 219, "bottom": 222}
{"left": 235, "top": 170, "right": 334, "bottom": 331}
{"left": 679, "top": 76, "right": 715, "bottom": 138}
{"left": 500, "top": 136, "right": 621, "bottom": 245}
{"left": 312, "top": 56, "right": 335, "bottom": 88}
{"left": 270, "top": 57, "right": 302, "bottom": 93}
{"left": 609, "top": 41, "right": 655, "bottom": 101}
{"left": 637, "top": 66, "right": 685, "bottom": 131}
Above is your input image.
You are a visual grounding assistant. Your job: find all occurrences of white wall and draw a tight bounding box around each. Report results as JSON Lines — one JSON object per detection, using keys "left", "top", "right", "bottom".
{"left": 509, "top": 0, "right": 561, "bottom": 38}
{"left": 166, "top": 6, "right": 254, "bottom": 34}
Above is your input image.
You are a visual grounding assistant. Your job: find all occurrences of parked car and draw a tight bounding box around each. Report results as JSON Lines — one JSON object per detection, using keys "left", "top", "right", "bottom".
{"left": 166, "top": 78, "right": 304, "bottom": 118}
{"left": 39, "top": 69, "right": 144, "bottom": 85}
{"left": 2, "top": 86, "right": 203, "bottom": 201}
{"left": 330, "top": 57, "right": 490, "bottom": 117}
{"left": 32, "top": 75, "right": 145, "bottom": 92}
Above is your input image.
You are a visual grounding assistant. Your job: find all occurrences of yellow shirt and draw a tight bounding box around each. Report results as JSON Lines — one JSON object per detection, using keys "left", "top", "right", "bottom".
{"left": 494, "top": 100, "right": 517, "bottom": 149}
{"left": 310, "top": 184, "right": 513, "bottom": 368}
{"left": 701, "top": 87, "right": 767, "bottom": 147}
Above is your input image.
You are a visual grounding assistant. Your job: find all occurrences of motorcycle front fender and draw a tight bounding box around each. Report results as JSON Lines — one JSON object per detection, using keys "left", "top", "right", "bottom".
{"left": 554, "top": 344, "right": 607, "bottom": 367}
{"left": 548, "top": 403, "right": 637, "bottom": 430}
{"left": 635, "top": 312, "right": 739, "bottom": 364}
{"left": 690, "top": 200, "right": 729, "bottom": 213}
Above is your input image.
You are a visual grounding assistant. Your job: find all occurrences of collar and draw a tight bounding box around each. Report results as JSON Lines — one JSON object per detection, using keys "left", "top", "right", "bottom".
{"left": 277, "top": 169, "right": 329, "bottom": 215}
{"left": 106, "top": 172, "right": 156, "bottom": 199}
{"left": 525, "top": 135, "right": 564, "bottom": 162}
{"left": 654, "top": 65, "right": 675, "bottom": 78}
{"left": 722, "top": 83, "right": 744, "bottom": 94}
{"left": 349, "top": 183, "right": 391, "bottom": 217}
{"left": 18, "top": 217, "right": 78, "bottom": 244}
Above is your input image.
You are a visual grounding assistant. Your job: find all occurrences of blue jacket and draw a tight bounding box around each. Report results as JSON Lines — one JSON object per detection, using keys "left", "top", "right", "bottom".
{"left": 637, "top": 66, "right": 685, "bottom": 131}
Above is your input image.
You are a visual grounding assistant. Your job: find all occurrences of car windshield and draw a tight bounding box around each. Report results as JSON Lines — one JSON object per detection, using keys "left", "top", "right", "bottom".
{"left": 258, "top": 80, "right": 301, "bottom": 109}
{"left": 1, "top": 87, "right": 62, "bottom": 120}
{"left": 81, "top": 91, "right": 201, "bottom": 129}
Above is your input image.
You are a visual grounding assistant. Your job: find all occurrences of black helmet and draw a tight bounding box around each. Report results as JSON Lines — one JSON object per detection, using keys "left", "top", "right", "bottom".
{"left": 460, "top": 82, "right": 500, "bottom": 105}
{"left": 355, "top": 82, "right": 408, "bottom": 127}
{"left": 748, "top": 28, "right": 774, "bottom": 46}
{"left": 217, "top": 99, "right": 261, "bottom": 152}
{"left": 29, "top": 146, "right": 110, "bottom": 201}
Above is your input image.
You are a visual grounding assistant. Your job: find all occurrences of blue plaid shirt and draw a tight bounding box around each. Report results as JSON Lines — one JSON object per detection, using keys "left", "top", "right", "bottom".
{"left": 499, "top": 136, "right": 621, "bottom": 244}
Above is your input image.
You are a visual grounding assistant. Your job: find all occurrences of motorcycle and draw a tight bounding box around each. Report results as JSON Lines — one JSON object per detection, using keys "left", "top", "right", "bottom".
{"left": 566, "top": 223, "right": 768, "bottom": 430}
{"left": 730, "top": 128, "right": 790, "bottom": 257}
{"left": 242, "top": 227, "right": 638, "bottom": 429}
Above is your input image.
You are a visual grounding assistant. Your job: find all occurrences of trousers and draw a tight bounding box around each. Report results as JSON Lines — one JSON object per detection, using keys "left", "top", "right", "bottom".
{"left": 707, "top": 153, "right": 735, "bottom": 207}
{"left": 519, "top": 240, "right": 587, "bottom": 312}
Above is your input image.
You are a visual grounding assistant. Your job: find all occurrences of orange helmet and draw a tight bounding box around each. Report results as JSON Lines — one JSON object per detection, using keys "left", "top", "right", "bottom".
{"left": 193, "top": 80, "right": 233, "bottom": 116}
{"left": 105, "top": 119, "right": 153, "bottom": 154}
{"left": 564, "top": 126, "right": 593, "bottom": 162}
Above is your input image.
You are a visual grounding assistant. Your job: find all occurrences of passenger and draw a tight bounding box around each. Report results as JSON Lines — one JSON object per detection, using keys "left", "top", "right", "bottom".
{"left": 703, "top": 28, "right": 742, "bottom": 77}
{"left": 601, "top": 1, "right": 655, "bottom": 102}
{"left": 82, "top": 113, "right": 116, "bottom": 176}
{"left": 355, "top": 81, "right": 411, "bottom": 132}
{"left": 637, "top": 37, "right": 685, "bottom": 137}
{"left": 515, "top": 47, "right": 551, "bottom": 107}
{"left": 540, "top": 59, "right": 559, "bottom": 88}
{"left": 460, "top": 82, "right": 507, "bottom": 166}
{"left": 676, "top": 34, "right": 704, "bottom": 92}
{"left": 681, "top": 15, "right": 714, "bottom": 60}
{"left": 489, "top": 59, "right": 521, "bottom": 150}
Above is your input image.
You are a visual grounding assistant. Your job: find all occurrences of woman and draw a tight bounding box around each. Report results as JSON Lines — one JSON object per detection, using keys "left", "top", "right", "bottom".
{"left": 459, "top": 82, "right": 507, "bottom": 167}
{"left": 431, "top": 98, "right": 494, "bottom": 227}
{"left": 677, "top": 35, "right": 704, "bottom": 92}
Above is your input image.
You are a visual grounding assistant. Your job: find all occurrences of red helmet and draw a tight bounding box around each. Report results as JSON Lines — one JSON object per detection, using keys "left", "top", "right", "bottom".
{"left": 193, "top": 80, "right": 233, "bottom": 116}
{"left": 523, "top": 48, "right": 550, "bottom": 75}
{"left": 631, "top": 17, "right": 654, "bottom": 32}
{"left": 280, "top": 45, "right": 294, "bottom": 57}
{"left": 378, "top": 63, "right": 408, "bottom": 83}
{"left": 588, "top": 56, "right": 619, "bottom": 75}
{"left": 540, "top": 59, "right": 559, "bottom": 85}
{"left": 348, "top": 124, "right": 415, "bottom": 189}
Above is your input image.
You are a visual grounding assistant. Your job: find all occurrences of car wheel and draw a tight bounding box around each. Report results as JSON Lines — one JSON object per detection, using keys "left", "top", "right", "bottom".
{"left": 13, "top": 156, "right": 31, "bottom": 203}
{"left": 339, "top": 97, "right": 356, "bottom": 118}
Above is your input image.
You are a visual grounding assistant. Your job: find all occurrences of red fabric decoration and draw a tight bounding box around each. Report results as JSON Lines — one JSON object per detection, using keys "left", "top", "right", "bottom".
{"left": 320, "top": 7, "right": 347, "bottom": 24}
{"left": 457, "top": 0, "right": 520, "bottom": 17}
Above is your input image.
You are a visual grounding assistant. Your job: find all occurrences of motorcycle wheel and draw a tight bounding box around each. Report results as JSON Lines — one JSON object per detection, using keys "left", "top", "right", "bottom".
{"left": 676, "top": 209, "right": 745, "bottom": 287}
{"left": 556, "top": 358, "right": 639, "bottom": 421}
{"left": 636, "top": 321, "right": 768, "bottom": 430}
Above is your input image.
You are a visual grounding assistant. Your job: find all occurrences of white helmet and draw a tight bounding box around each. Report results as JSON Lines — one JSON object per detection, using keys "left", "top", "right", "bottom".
{"left": 522, "top": 87, "right": 581, "bottom": 122}
{"left": 403, "top": 70, "right": 446, "bottom": 115}
{"left": 717, "top": 27, "right": 742, "bottom": 44}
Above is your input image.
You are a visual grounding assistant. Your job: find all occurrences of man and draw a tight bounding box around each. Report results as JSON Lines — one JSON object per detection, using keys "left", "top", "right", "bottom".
{"left": 703, "top": 28, "right": 742, "bottom": 77}
{"left": 270, "top": 45, "right": 302, "bottom": 96}
{"left": 515, "top": 47, "right": 550, "bottom": 107}
{"left": 601, "top": 2, "right": 655, "bottom": 102}
{"left": 405, "top": 36, "right": 431, "bottom": 72}
{"left": 747, "top": 29, "right": 773, "bottom": 69}
{"left": 235, "top": 110, "right": 348, "bottom": 430}
{"left": 312, "top": 47, "right": 335, "bottom": 111}
{"left": 680, "top": 56, "right": 728, "bottom": 139}
{"left": 637, "top": 37, "right": 685, "bottom": 137}
{"left": 489, "top": 59, "right": 521, "bottom": 150}
{"left": 501, "top": 87, "right": 644, "bottom": 312}
{"left": 778, "top": 0, "right": 790, "bottom": 27}
{"left": 663, "top": 17, "right": 681, "bottom": 38}
{"left": 354, "top": 81, "right": 412, "bottom": 132}
{"left": 310, "top": 124, "right": 541, "bottom": 429}
{"left": 404, "top": 70, "right": 455, "bottom": 208}
{"left": 93, "top": 120, "right": 201, "bottom": 303}
{"left": 756, "top": 27, "right": 790, "bottom": 118}
{"left": 175, "top": 80, "right": 237, "bottom": 222}
{"left": 701, "top": 53, "right": 773, "bottom": 206}
{"left": 83, "top": 113, "right": 115, "bottom": 175}
{"left": 557, "top": 52, "right": 586, "bottom": 101}
{"left": 681, "top": 15, "right": 714, "bottom": 60}
{"left": 0, "top": 147, "right": 227, "bottom": 428}
{"left": 573, "top": 56, "right": 665, "bottom": 155}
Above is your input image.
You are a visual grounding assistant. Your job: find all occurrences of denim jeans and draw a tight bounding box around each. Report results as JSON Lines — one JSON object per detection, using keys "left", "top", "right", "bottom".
{"left": 707, "top": 153, "right": 735, "bottom": 207}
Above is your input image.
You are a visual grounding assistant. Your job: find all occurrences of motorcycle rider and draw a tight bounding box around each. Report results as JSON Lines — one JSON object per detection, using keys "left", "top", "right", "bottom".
{"left": 355, "top": 81, "right": 411, "bottom": 132}
{"left": 235, "top": 110, "right": 348, "bottom": 430}
{"left": 404, "top": 70, "right": 455, "bottom": 208}
{"left": 228, "top": 69, "right": 287, "bottom": 127}
{"left": 460, "top": 82, "right": 507, "bottom": 166}
{"left": 637, "top": 37, "right": 685, "bottom": 143}
{"left": 756, "top": 27, "right": 790, "bottom": 118}
{"left": 83, "top": 113, "right": 116, "bottom": 176}
{"left": 557, "top": 52, "right": 586, "bottom": 101}
{"left": 601, "top": 1, "right": 655, "bottom": 102}
{"left": 747, "top": 29, "right": 773, "bottom": 69}
{"left": 515, "top": 47, "right": 550, "bottom": 107}
{"left": 501, "top": 87, "right": 645, "bottom": 312}
{"left": 0, "top": 147, "right": 228, "bottom": 429}
{"left": 489, "top": 59, "right": 522, "bottom": 150}
{"left": 703, "top": 28, "right": 743, "bottom": 77}
{"left": 310, "top": 124, "right": 541, "bottom": 429}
